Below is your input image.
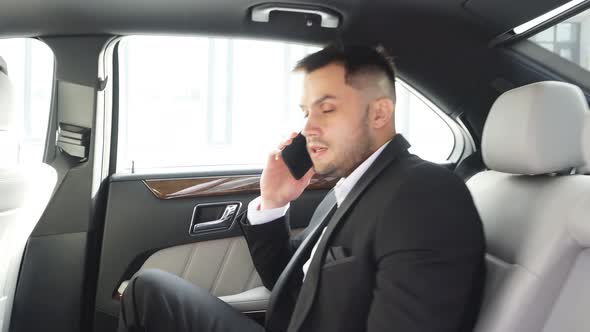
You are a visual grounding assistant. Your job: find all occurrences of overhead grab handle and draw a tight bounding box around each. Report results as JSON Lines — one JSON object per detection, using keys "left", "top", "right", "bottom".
{"left": 250, "top": 3, "right": 340, "bottom": 28}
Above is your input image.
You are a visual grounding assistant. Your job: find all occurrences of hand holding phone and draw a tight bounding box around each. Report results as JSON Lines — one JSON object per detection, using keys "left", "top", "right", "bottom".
{"left": 281, "top": 132, "right": 313, "bottom": 180}
{"left": 259, "top": 132, "right": 314, "bottom": 210}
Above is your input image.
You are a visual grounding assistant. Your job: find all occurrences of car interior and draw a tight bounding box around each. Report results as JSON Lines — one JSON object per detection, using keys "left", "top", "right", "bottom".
{"left": 1, "top": 0, "right": 590, "bottom": 331}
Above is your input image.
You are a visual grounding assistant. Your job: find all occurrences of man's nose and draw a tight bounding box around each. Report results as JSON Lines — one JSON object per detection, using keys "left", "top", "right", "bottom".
{"left": 302, "top": 112, "right": 320, "bottom": 138}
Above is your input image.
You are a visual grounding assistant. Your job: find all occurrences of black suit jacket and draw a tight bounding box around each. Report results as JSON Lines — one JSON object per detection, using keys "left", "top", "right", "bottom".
{"left": 240, "top": 135, "right": 485, "bottom": 332}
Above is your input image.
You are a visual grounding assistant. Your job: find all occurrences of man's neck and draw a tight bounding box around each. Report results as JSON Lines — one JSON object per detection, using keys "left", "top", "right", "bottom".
{"left": 371, "top": 131, "right": 395, "bottom": 151}
{"left": 333, "top": 138, "right": 392, "bottom": 206}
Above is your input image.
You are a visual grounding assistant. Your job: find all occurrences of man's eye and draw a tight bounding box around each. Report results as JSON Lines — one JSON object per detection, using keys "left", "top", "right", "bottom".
{"left": 303, "top": 112, "right": 309, "bottom": 118}
{"left": 323, "top": 109, "right": 335, "bottom": 113}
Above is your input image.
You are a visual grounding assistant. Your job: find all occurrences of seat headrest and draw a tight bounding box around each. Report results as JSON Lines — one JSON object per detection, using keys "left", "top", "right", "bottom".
{"left": 482, "top": 81, "right": 588, "bottom": 175}
{"left": 0, "top": 56, "right": 15, "bottom": 132}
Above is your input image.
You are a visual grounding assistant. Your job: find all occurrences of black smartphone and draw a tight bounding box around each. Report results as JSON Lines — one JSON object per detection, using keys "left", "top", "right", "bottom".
{"left": 281, "top": 132, "right": 313, "bottom": 180}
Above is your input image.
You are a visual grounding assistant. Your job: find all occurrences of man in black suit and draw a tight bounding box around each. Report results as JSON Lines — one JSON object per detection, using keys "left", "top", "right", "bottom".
{"left": 118, "top": 44, "right": 485, "bottom": 332}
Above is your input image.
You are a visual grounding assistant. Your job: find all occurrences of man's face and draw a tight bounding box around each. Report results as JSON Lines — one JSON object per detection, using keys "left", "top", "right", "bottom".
{"left": 300, "top": 63, "right": 374, "bottom": 178}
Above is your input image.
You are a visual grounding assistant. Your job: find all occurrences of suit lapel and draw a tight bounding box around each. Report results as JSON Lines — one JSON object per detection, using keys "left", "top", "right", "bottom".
{"left": 287, "top": 135, "right": 411, "bottom": 332}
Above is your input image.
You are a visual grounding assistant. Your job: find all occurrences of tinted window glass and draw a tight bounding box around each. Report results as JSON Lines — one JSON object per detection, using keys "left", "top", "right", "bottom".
{"left": 116, "top": 36, "right": 455, "bottom": 173}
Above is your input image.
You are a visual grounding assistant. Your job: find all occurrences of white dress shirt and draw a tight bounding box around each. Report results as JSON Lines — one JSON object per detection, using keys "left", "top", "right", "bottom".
{"left": 248, "top": 140, "right": 391, "bottom": 279}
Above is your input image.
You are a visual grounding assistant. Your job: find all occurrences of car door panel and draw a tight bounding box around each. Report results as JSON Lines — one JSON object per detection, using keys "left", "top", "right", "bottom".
{"left": 136, "top": 236, "right": 265, "bottom": 297}
{"left": 93, "top": 172, "right": 331, "bottom": 331}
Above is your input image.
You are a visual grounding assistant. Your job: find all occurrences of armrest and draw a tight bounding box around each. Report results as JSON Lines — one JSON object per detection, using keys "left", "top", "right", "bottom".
{"left": 218, "top": 286, "right": 271, "bottom": 313}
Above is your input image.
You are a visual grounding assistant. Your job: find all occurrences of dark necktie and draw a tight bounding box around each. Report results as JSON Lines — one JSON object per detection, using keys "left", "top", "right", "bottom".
{"left": 287, "top": 191, "right": 342, "bottom": 332}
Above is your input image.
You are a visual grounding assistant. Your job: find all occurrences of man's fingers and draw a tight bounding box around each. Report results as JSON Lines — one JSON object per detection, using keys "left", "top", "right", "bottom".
{"left": 269, "top": 149, "right": 284, "bottom": 161}
{"left": 301, "top": 167, "right": 315, "bottom": 184}
{"left": 272, "top": 132, "right": 300, "bottom": 162}
{"left": 278, "top": 132, "right": 299, "bottom": 150}
{"left": 279, "top": 136, "right": 297, "bottom": 149}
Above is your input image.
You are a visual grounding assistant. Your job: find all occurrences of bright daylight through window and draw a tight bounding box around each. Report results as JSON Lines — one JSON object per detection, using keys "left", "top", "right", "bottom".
{"left": 117, "top": 36, "right": 454, "bottom": 173}
{"left": 0, "top": 38, "right": 54, "bottom": 165}
{"left": 529, "top": 5, "right": 590, "bottom": 69}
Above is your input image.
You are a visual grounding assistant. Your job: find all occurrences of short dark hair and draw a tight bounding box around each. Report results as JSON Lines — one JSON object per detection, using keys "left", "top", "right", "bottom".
{"left": 293, "top": 43, "right": 397, "bottom": 101}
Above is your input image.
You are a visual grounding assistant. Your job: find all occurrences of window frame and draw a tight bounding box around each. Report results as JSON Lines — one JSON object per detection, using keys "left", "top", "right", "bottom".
{"left": 490, "top": 0, "right": 590, "bottom": 47}
{"left": 395, "top": 79, "right": 469, "bottom": 163}
{"left": 511, "top": 38, "right": 590, "bottom": 93}
{"left": 530, "top": 22, "right": 581, "bottom": 62}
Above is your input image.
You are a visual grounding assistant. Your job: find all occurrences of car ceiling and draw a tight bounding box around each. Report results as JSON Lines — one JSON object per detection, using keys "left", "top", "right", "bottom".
{"left": 0, "top": 0, "right": 573, "bottom": 41}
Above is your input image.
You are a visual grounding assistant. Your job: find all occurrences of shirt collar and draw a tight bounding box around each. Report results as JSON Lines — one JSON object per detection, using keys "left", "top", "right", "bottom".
{"left": 333, "top": 139, "right": 391, "bottom": 207}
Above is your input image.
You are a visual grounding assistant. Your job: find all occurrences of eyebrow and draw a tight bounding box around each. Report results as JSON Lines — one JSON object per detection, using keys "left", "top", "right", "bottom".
{"left": 299, "top": 94, "right": 337, "bottom": 110}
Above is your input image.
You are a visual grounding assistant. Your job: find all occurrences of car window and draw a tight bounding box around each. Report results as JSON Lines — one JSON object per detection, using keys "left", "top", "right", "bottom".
{"left": 395, "top": 81, "right": 455, "bottom": 162}
{"left": 529, "top": 9, "right": 590, "bottom": 69}
{"left": 116, "top": 36, "right": 455, "bottom": 173}
{"left": 0, "top": 38, "right": 54, "bottom": 165}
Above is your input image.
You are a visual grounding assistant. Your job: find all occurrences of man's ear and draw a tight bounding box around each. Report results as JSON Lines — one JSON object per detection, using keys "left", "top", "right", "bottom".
{"left": 369, "top": 98, "right": 394, "bottom": 129}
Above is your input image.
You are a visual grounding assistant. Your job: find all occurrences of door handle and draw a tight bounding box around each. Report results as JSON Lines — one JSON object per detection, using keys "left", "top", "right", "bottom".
{"left": 251, "top": 3, "right": 340, "bottom": 28}
{"left": 190, "top": 202, "right": 241, "bottom": 235}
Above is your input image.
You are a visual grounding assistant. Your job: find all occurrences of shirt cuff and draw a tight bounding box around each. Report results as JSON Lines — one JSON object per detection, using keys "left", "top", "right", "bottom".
{"left": 247, "top": 196, "right": 290, "bottom": 225}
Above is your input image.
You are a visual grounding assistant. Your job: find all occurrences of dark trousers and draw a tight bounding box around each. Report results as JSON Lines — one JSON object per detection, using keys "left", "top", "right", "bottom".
{"left": 118, "top": 269, "right": 265, "bottom": 332}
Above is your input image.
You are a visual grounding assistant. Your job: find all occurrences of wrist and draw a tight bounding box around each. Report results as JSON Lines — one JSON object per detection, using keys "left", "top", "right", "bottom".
{"left": 260, "top": 197, "right": 287, "bottom": 210}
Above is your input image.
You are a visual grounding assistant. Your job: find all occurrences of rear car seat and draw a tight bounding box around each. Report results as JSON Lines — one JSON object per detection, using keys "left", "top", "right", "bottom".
{"left": 0, "top": 57, "right": 57, "bottom": 332}
{"left": 467, "top": 81, "right": 590, "bottom": 332}
{"left": 578, "top": 112, "right": 590, "bottom": 175}
{"left": 454, "top": 150, "right": 485, "bottom": 182}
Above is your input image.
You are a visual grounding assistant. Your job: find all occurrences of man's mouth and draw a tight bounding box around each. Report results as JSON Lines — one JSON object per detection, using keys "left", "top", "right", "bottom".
{"left": 309, "top": 145, "right": 328, "bottom": 157}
